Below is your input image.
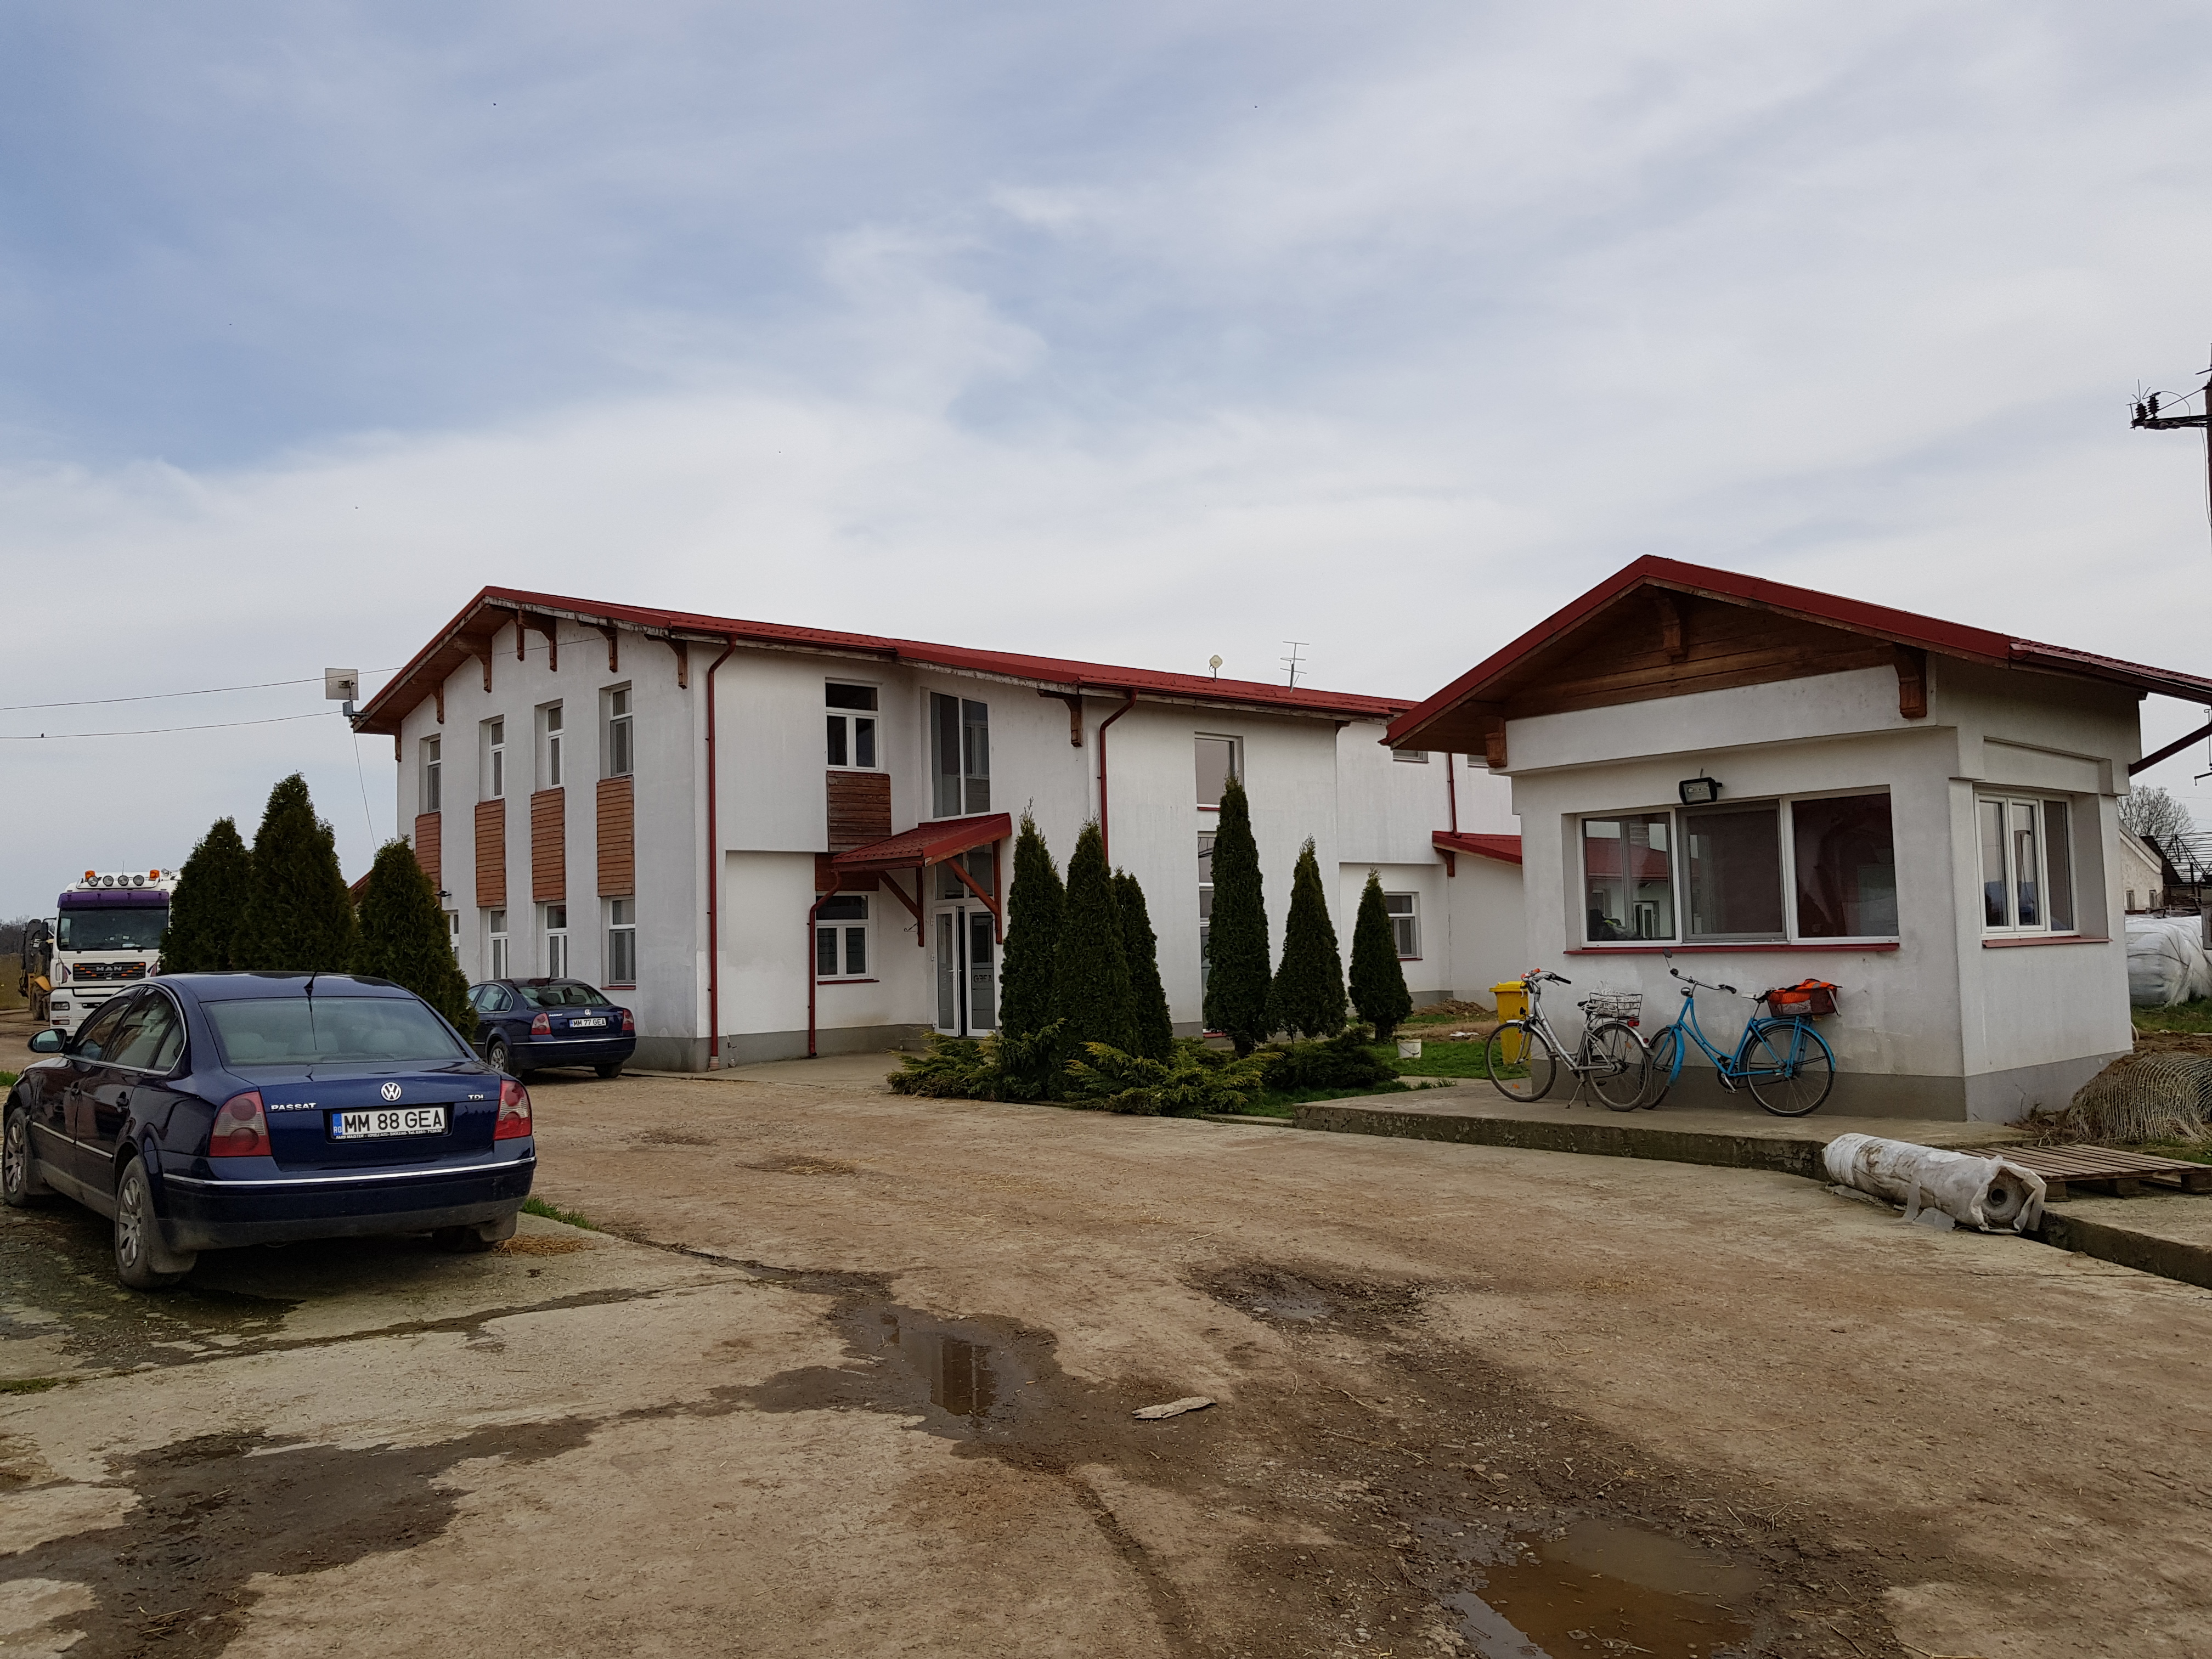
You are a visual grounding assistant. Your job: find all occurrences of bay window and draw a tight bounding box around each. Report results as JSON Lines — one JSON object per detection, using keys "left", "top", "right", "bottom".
{"left": 1581, "top": 792, "right": 1901, "bottom": 946}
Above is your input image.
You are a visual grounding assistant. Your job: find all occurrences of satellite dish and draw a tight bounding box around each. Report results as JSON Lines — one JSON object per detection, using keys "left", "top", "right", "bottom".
{"left": 1207, "top": 654, "right": 1223, "bottom": 678}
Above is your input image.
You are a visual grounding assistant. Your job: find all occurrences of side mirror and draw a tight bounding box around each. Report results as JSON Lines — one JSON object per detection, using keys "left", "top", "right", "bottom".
{"left": 27, "top": 1029, "right": 67, "bottom": 1056}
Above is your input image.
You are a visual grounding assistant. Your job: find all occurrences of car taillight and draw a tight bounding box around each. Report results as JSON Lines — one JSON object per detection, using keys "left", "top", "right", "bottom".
{"left": 530, "top": 1013, "right": 551, "bottom": 1036}
{"left": 620, "top": 1008, "right": 634, "bottom": 1033}
{"left": 495, "top": 1077, "right": 533, "bottom": 1140}
{"left": 210, "top": 1091, "right": 270, "bottom": 1158}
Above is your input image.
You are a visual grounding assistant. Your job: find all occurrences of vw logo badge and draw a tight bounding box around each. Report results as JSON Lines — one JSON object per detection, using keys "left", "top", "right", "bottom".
{"left": 380, "top": 1082, "right": 403, "bottom": 1102}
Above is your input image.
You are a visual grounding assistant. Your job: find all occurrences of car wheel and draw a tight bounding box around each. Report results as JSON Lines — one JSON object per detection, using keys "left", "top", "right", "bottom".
{"left": 487, "top": 1036, "right": 527, "bottom": 1077}
{"left": 431, "top": 1211, "right": 515, "bottom": 1252}
{"left": 594, "top": 1061, "right": 624, "bottom": 1080}
{"left": 3, "top": 1104, "right": 50, "bottom": 1206}
{"left": 114, "top": 1159, "right": 195, "bottom": 1290}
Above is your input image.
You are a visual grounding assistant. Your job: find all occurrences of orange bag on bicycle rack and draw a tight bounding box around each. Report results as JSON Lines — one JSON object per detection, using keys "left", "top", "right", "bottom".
{"left": 1762, "top": 979, "right": 1839, "bottom": 1017}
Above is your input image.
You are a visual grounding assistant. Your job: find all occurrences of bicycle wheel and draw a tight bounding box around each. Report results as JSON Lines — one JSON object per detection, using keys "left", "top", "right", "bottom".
{"left": 1484, "top": 1023, "right": 1557, "bottom": 1103}
{"left": 1641, "top": 1026, "right": 1681, "bottom": 1109}
{"left": 1585, "top": 1021, "right": 1652, "bottom": 1111}
{"left": 1742, "top": 1019, "right": 1835, "bottom": 1116}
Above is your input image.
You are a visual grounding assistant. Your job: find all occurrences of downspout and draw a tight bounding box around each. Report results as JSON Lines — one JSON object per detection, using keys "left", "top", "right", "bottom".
{"left": 1095, "top": 690, "right": 1139, "bottom": 862}
{"left": 1443, "top": 750, "right": 1458, "bottom": 876}
{"left": 806, "top": 871, "right": 842, "bottom": 1059}
{"left": 702, "top": 636, "right": 738, "bottom": 1068}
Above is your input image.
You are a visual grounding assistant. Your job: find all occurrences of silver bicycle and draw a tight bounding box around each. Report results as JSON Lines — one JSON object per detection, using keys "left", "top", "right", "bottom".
{"left": 1482, "top": 969, "right": 1651, "bottom": 1109}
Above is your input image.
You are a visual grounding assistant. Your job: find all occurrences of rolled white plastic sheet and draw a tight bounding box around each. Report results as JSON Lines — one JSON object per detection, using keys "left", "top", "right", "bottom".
{"left": 2125, "top": 915, "right": 2212, "bottom": 1008}
{"left": 1822, "top": 1133, "right": 2047, "bottom": 1233}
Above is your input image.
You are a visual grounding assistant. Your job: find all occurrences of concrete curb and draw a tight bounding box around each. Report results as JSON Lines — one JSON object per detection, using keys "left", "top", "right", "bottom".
{"left": 1296, "top": 1102, "right": 1827, "bottom": 1179}
{"left": 2034, "top": 1209, "right": 2212, "bottom": 1292}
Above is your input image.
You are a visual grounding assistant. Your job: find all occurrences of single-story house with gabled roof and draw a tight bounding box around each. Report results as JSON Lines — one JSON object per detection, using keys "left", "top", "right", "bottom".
{"left": 1386, "top": 556, "right": 2212, "bottom": 1121}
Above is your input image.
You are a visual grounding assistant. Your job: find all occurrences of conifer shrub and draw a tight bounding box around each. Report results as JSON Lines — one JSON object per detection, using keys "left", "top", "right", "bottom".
{"left": 1261, "top": 1030, "right": 1398, "bottom": 1092}
{"left": 1053, "top": 822, "right": 1136, "bottom": 1053}
{"left": 352, "top": 839, "right": 476, "bottom": 1041}
{"left": 1348, "top": 869, "right": 1414, "bottom": 1042}
{"left": 236, "top": 774, "right": 358, "bottom": 972}
{"left": 161, "top": 818, "right": 252, "bottom": 972}
{"left": 888, "top": 1034, "right": 1003, "bottom": 1098}
{"left": 1202, "top": 776, "right": 1271, "bottom": 1055}
{"left": 1064, "top": 1039, "right": 1274, "bottom": 1116}
{"left": 1269, "top": 838, "right": 1347, "bottom": 1039}
{"left": 996, "top": 815, "right": 1067, "bottom": 1097}
{"left": 1114, "top": 870, "right": 1175, "bottom": 1060}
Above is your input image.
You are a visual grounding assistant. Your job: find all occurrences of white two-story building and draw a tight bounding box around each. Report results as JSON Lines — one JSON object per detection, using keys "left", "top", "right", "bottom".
{"left": 357, "top": 589, "right": 1524, "bottom": 1069}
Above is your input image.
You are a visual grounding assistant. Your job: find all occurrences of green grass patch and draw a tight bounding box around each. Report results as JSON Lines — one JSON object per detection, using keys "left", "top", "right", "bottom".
{"left": 1239, "top": 1079, "right": 1421, "bottom": 1117}
{"left": 2132, "top": 1000, "right": 2212, "bottom": 1034}
{"left": 1386, "top": 1039, "right": 1505, "bottom": 1079}
{"left": 2129, "top": 1139, "right": 2212, "bottom": 1166}
{"left": 521, "top": 1195, "right": 601, "bottom": 1232}
{"left": 0, "top": 1071, "right": 16, "bottom": 1091}
{"left": 0, "top": 1378, "right": 61, "bottom": 1395}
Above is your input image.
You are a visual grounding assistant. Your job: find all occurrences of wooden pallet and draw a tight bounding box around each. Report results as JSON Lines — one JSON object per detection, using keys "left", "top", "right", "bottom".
{"left": 1960, "top": 1144, "right": 2212, "bottom": 1201}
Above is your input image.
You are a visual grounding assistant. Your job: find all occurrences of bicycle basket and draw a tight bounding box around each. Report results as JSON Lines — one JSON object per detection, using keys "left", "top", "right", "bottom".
{"left": 1582, "top": 990, "right": 1643, "bottom": 1026}
{"left": 1763, "top": 979, "right": 1838, "bottom": 1017}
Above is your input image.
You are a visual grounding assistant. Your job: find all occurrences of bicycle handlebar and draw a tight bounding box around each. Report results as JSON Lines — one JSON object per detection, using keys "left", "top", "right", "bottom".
{"left": 1668, "top": 965, "right": 1740, "bottom": 996}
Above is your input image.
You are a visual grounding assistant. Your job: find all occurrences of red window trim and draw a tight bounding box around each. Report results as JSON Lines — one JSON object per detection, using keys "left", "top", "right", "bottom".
{"left": 1566, "top": 942, "right": 1901, "bottom": 955}
{"left": 1980, "top": 934, "right": 2108, "bottom": 949}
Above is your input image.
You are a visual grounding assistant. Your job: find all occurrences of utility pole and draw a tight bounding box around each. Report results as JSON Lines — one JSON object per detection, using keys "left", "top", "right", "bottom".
{"left": 2130, "top": 347, "right": 2212, "bottom": 533}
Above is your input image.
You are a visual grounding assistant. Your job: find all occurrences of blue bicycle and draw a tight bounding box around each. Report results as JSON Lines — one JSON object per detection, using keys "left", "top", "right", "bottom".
{"left": 1633, "top": 957, "right": 1837, "bottom": 1117}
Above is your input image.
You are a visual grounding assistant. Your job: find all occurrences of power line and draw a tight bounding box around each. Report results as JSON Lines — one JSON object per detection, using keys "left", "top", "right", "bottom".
{"left": 1, "top": 710, "right": 343, "bottom": 742}
{"left": 0, "top": 667, "right": 400, "bottom": 714}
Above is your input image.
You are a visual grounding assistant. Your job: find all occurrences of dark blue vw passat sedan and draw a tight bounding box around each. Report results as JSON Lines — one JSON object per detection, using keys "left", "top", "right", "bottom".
{"left": 466, "top": 979, "right": 636, "bottom": 1079}
{"left": 1, "top": 973, "right": 534, "bottom": 1289}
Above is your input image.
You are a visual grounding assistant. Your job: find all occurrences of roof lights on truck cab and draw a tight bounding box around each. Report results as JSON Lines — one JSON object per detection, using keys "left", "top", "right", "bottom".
{"left": 78, "top": 871, "right": 166, "bottom": 889}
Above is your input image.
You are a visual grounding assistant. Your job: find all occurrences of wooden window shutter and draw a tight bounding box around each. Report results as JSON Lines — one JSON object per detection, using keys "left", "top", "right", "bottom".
{"left": 596, "top": 776, "right": 635, "bottom": 897}
{"left": 532, "top": 788, "right": 566, "bottom": 904}
{"left": 413, "top": 812, "right": 441, "bottom": 896}
{"left": 473, "top": 799, "right": 506, "bottom": 910}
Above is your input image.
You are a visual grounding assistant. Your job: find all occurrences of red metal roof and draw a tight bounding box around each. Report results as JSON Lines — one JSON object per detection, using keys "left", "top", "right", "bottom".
{"left": 357, "top": 586, "right": 1414, "bottom": 734}
{"left": 830, "top": 813, "right": 1013, "bottom": 873}
{"left": 1432, "top": 831, "right": 1522, "bottom": 866}
{"left": 1386, "top": 556, "right": 2212, "bottom": 751}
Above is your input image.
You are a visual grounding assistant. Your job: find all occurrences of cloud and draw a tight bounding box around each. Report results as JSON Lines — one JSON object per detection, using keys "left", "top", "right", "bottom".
{"left": 7, "top": 1, "right": 2212, "bottom": 910}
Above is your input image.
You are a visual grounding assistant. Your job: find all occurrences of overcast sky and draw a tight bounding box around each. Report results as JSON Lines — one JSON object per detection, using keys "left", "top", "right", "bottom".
{"left": 6, "top": 1, "right": 2212, "bottom": 915}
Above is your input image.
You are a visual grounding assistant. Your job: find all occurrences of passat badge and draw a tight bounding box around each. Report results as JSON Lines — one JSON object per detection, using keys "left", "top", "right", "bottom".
{"left": 380, "top": 1082, "right": 403, "bottom": 1102}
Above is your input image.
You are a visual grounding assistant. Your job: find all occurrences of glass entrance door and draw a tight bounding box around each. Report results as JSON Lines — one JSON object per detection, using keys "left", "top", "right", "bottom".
{"left": 932, "top": 906, "right": 997, "bottom": 1036}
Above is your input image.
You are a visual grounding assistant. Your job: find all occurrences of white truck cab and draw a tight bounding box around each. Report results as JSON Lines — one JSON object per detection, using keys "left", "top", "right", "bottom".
{"left": 38, "top": 870, "right": 175, "bottom": 1035}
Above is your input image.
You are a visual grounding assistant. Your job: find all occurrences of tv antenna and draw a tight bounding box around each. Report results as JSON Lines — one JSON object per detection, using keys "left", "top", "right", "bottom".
{"left": 2130, "top": 348, "right": 2212, "bottom": 537}
{"left": 1280, "top": 641, "right": 1308, "bottom": 689}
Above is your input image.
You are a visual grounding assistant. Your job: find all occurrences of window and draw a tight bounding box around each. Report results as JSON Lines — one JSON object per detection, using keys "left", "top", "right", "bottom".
{"left": 487, "top": 909, "right": 508, "bottom": 979}
{"left": 606, "top": 898, "right": 636, "bottom": 984}
{"left": 827, "top": 683, "right": 879, "bottom": 770}
{"left": 539, "top": 703, "right": 564, "bottom": 789}
{"left": 1580, "top": 792, "right": 1903, "bottom": 946}
{"left": 543, "top": 904, "right": 568, "bottom": 977}
{"left": 1793, "top": 794, "right": 1897, "bottom": 939}
{"left": 1683, "top": 804, "right": 1785, "bottom": 941}
{"left": 1198, "top": 833, "right": 1216, "bottom": 984}
{"left": 2128, "top": 889, "right": 2138, "bottom": 912}
{"left": 109, "top": 994, "right": 184, "bottom": 1071}
{"left": 930, "top": 693, "right": 989, "bottom": 816}
{"left": 1195, "top": 736, "right": 1240, "bottom": 809}
{"left": 1584, "top": 815, "right": 1676, "bottom": 941}
{"left": 934, "top": 848, "right": 996, "bottom": 901}
{"left": 1394, "top": 751, "right": 1429, "bottom": 764}
{"left": 1385, "top": 893, "right": 1420, "bottom": 959}
{"left": 1979, "top": 797, "right": 2075, "bottom": 934}
{"left": 445, "top": 912, "right": 460, "bottom": 959}
{"left": 816, "top": 894, "right": 870, "bottom": 979}
{"left": 485, "top": 719, "right": 506, "bottom": 800}
{"left": 604, "top": 686, "right": 633, "bottom": 778}
{"left": 422, "top": 736, "right": 442, "bottom": 812}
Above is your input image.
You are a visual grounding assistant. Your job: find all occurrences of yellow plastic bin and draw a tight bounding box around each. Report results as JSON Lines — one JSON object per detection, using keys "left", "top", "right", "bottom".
{"left": 1492, "top": 980, "right": 1528, "bottom": 1064}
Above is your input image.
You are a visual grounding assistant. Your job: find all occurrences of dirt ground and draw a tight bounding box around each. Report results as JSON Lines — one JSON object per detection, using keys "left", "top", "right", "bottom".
{"left": 5, "top": 1029, "right": 2212, "bottom": 1658}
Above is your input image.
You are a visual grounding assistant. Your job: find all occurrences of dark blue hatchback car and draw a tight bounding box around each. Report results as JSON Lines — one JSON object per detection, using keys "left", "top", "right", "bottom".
{"left": 1, "top": 973, "right": 534, "bottom": 1289}
{"left": 467, "top": 979, "right": 636, "bottom": 1079}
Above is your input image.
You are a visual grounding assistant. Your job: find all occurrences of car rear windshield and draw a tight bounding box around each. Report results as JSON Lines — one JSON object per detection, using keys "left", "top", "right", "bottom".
{"left": 205, "top": 996, "right": 470, "bottom": 1068}
{"left": 516, "top": 980, "right": 609, "bottom": 1008}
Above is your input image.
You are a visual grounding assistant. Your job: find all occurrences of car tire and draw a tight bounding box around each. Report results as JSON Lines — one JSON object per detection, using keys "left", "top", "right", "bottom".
{"left": 3, "top": 1103, "right": 52, "bottom": 1206}
{"left": 594, "top": 1061, "right": 624, "bottom": 1080}
{"left": 487, "top": 1036, "right": 528, "bottom": 1079}
{"left": 114, "top": 1158, "right": 195, "bottom": 1290}
{"left": 431, "top": 1212, "right": 515, "bottom": 1252}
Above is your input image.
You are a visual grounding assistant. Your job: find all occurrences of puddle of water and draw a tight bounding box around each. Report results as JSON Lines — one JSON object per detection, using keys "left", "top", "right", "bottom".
{"left": 1454, "top": 1520, "right": 1756, "bottom": 1658}
{"left": 868, "top": 1310, "right": 1024, "bottom": 1432}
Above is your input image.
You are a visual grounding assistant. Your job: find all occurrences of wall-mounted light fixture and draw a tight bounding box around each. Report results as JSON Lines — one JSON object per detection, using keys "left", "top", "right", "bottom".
{"left": 1678, "top": 774, "right": 1723, "bottom": 806}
